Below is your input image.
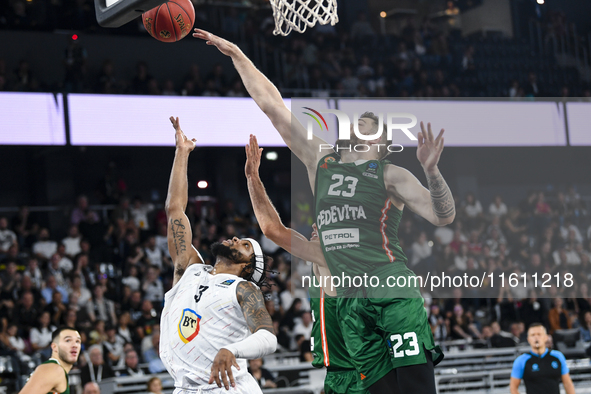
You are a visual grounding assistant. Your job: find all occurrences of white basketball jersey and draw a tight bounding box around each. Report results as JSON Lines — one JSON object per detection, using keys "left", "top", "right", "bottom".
{"left": 160, "top": 263, "right": 252, "bottom": 391}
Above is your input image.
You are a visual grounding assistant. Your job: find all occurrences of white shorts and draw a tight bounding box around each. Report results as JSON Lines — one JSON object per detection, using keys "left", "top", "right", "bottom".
{"left": 172, "top": 374, "right": 263, "bottom": 394}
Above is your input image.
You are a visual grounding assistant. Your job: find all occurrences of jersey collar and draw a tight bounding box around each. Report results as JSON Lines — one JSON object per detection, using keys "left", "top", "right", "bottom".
{"left": 529, "top": 348, "right": 549, "bottom": 358}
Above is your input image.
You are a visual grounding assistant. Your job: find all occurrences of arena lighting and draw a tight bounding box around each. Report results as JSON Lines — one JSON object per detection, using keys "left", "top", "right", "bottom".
{"left": 536, "top": 0, "right": 544, "bottom": 4}
{"left": 265, "top": 151, "right": 278, "bottom": 161}
{"left": 197, "top": 180, "right": 208, "bottom": 189}
{"left": 72, "top": 34, "right": 78, "bottom": 40}
{"left": 380, "top": 11, "right": 387, "bottom": 18}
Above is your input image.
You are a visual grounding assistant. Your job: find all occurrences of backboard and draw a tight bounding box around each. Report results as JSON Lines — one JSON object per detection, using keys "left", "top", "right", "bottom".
{"left": 94, "top": 0, "right": 167, "bottom": 27}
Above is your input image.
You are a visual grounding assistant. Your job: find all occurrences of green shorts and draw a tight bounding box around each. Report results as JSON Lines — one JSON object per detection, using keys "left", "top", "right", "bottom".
{"left": 324, "top": 369, "right": 369, "bottom": 394}
{"left": 336, "top": 297, "right": 444, "bottom": 390}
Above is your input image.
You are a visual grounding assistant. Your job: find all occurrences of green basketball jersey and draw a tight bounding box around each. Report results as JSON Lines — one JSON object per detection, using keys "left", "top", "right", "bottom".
{"left": 42, "top": 358, "right": 70, "bottom": 394}
{"left": 309, "top": 284, "right": 355, "bottom": 370}
{"left": 314, "top": 154, "right": 421, "bottom": 298}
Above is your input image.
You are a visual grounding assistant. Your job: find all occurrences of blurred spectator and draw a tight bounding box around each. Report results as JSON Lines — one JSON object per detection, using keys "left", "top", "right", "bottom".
{"left": 87, "top": 285, "right": 117, "bottom": 326}
{"left": 32, "top": 228, "right": 58, "bottom": 262}
{"left": 30, "top": 311, "right": 55, "bottom": 359}
{"left": 248, "top": 358, "right": 277, "bottom": 388}
{"left": 130, "top": 196, "right": 155, "bottom": 235}
{"left": 548, "top": 298, "right": 571, "bottom": 334}
{"left": 0, "top": 217, "right": 17, "bottom": 255}
{"left": 45, "top": 290, "right": 67, "bottom": 326}
{"left": 136, "top": 299, "right": 158, "bottom": 341}
{"left": 118, "top": 349, "right": 145, "bottom": 377}
{"left": 489, "top": 195, "right": 508, "bottom": 218}
{"left": 71, "top": 195, "right": 98, "bottom": 225}
{"left": 80, "top": 344, "right": 115, "bottom": 386}
{"left": 83, "top": 382, "right": 101, "bottom": 394}
{"left": 428, "top": 304, "right": 447, "bottom": 341}
{"left": 350, "top": 12, "right": 375, "bottom": 39}
{"left": 524, "top": 72, "right": 541, "bottom": 97}
{"left": 41, "top": 275, "right": 68, "bottom": 304}
{"left": 142, "top": 266, "right": 163, "bottom": 304}
{"left": 62, "top": 224, "right": 82, "bottom": 259}
{"left": 103, "top": 324, "right": 125, "bottom": 367}
{"left": 450, "top": 304, "right": 481, "bottom": 340}
{"left": 410, "top": 231, "right": 434, "bottom": 274}
{"left": 580, "top": 311, "right": 591, "bottom": 342}
{"left": 490, "top": 321, "right": 517, "bottom": 348}
{"left": 147, "top": 377, "right": 164, "bottom": 394}
{"left": 131, "top": 62, "right": 152, "bottom": 95}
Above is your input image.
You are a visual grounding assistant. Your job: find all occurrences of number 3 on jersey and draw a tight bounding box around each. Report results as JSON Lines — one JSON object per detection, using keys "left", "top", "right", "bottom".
{"left": 389, "top": 332, "right": 420, "bottom": 358}
{"left": 327, "top": 174, "right": 358, "bottom": 197}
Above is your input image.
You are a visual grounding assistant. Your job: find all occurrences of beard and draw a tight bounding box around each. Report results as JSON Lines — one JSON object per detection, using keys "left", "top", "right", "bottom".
{"left": 58, "top": 347, "right": 76, "bottom": 365}
{"left": 210, "top": 242, "right": 242, "bottom": 264}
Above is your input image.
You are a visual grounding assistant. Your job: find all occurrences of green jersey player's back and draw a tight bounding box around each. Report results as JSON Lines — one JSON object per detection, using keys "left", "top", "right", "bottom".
{"left": 314, "top": 154, "right": 421, "bottom": 298}
{"left": 42, "top": 358, "right": 70, "bottom": 394}
{"left": 309, "top": 284, "right": 354, "bottom": 370}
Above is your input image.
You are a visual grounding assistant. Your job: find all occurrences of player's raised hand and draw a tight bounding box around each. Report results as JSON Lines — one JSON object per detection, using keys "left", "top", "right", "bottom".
{"left": 245, "top": 134, "right": 263, "bottom": 178}
{"left": 193, "top": 28, "right": 237, "bottom": 56}
{"left": 416, "top": 121, "right": 444, "bottom": 172}
{"left": 209, "top": 348, "right": 240, "bottom": 390}
{"left": 169, "top": 116, "right": 196, "bottom": 152}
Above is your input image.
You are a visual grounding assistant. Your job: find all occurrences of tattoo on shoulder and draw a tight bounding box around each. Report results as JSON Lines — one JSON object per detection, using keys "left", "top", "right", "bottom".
{"left": 236, "top": 281, "right": 274, "bottom": 334}
{"left": 170, "top": 218, "right": 187, "bottom": 255}
{"left": 426, "top": 173, "right": 455, "bottom": 219}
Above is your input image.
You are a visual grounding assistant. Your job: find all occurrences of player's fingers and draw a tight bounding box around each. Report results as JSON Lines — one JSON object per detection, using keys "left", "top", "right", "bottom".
{"left": 427, "top": 122, "right": 434, "bottom": 142}
{"left": 220, "top": 364, "right": 230, "bottom": 390}
{"left": 226, "top": 363, "right": 236, "bottom": 388}
{"left": 417, "top": 131, "right": 424, "bottom": 147}
{"left": 232, "top": 359, "right": 240, "bottom": 371}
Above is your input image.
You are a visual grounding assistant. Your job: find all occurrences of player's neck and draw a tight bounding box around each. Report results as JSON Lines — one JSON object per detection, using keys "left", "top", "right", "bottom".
{"left": 51, "top": 354, "right": 73, "bottom": 373}
{"left": 531, "top": 347, "right": 547, "bottom": 356}
{"left": 340, "top": 150, "right": 380, "bottom": 163}
{"left": 212, "top": 260, "right": 243, "bottom": 277}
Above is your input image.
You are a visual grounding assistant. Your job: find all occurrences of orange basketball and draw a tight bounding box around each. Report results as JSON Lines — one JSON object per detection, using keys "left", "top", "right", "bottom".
{"left": 142, "top": 0, "right": 195, "bottom": 43}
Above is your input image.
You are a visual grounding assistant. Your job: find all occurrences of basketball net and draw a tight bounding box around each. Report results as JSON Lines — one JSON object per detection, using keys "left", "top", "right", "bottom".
{"left": 270, "top": 0, "right": 338, "bottom": 36}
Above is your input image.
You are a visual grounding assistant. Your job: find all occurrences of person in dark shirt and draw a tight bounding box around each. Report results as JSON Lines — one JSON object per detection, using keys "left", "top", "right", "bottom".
{"left": 248, "top": 358, "right": 276, "bottom": 388}
{"left": 510, "top": 323, "right": 575, "bottom": 394}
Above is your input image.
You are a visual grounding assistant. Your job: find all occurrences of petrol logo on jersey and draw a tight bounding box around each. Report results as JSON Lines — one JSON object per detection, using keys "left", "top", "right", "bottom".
{"left": 532, "top": 363, "right": 539, "bottom": 371}
{"left": 178, "top": 308, "right": 201, "bottom": 344}
{"left": 552, "top": 361, "right": 558, "bottom": 369}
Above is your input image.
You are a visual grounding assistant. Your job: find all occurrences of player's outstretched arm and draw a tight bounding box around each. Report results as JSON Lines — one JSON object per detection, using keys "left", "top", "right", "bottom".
{"left": 193, "top": 29, "right": 327, "bottom": 171}
{"left": 385, "top": 122, "right": 455, "bottom": 226}
{"left": 245, "top": 134, "right": 326, "bottom": 265}
{"left": 19, "top": 363, "right": 64, "bottom": 394}
{"left": 166, "top": 116, "right": 203, "bottom": 286}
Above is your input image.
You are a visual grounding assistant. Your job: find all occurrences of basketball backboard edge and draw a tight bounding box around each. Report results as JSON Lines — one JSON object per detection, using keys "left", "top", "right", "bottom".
{"left": 95, "top": 0, "right": 168, "bottom": 28}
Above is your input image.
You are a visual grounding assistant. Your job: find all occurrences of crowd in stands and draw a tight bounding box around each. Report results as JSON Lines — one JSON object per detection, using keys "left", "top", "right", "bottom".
{"left": 0, "top": 2, "right": 590, "bottom": 97}
{"left": 0, "top": 181, "right": 590, "bottom": 389}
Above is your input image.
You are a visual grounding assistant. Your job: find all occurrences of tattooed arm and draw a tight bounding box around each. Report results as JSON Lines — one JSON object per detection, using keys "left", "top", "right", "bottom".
{"left": 385, "top": 122, "right": 455, "bottom": 226}
{"left": 209, "top": 281, "right": 277, "bottom": 389}
{"left": 166, "top": 117, "right": 203, "bottom": 286}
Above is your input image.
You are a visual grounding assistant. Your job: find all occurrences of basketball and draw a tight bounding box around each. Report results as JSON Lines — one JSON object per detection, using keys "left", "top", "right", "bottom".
{"left": 142, "top": 0, "right": 195, "bottom": 43}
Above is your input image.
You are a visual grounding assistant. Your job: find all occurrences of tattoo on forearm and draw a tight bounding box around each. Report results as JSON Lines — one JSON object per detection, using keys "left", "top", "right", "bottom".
{"left": 236, "top": 282, "right": 274, "bottom": 334}
{"left": 426, "top": 172, "right": 455, "bottom": 219}
{"left": 170, "top": 218, "right": 187, "bottom": 255}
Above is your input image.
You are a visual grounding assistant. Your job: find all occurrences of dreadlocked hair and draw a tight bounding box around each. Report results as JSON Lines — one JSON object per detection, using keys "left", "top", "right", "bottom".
{"left": 240, "top": 252, "right": 276, "bottom": 289}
